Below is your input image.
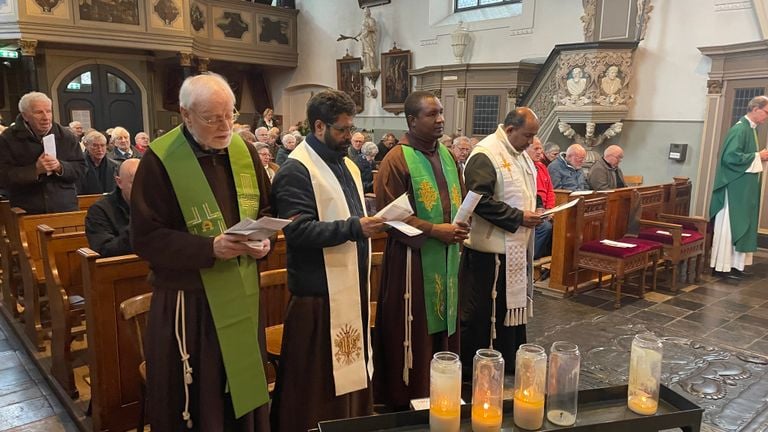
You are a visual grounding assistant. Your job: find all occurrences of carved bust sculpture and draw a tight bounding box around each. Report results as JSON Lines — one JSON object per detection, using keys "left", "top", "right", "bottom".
{"left": 601, "top": 66, "right": 622, "bottom": 95}
{"left": 567, "top": 67, "right": 587, "bottom": 96}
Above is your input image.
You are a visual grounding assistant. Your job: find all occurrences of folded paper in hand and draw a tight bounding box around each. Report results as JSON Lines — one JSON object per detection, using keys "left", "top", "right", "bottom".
{"left": 600, "top": 239, "right": 636, "bottom": 248}
{"left": 539, "top": 197, "right": 580, "bottom": 218}
{"left": 452, "top": 190, "right": 481, "bottom": 224}
{"left": 225, "top": 217, "right": 292, "bottom": 240}
{"left": 375, "top": 193, "right": 422, "bottom": 236}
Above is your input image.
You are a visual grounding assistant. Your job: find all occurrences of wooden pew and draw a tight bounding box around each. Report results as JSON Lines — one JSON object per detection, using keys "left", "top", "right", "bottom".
{"left": 549, "top": 184, "right": 675, "bottom": 293}
{"left": 77, "top": 193, "right": 106, "bottom": 211}
{"left": 79, "top": 248, "right": 151, "bottom": 432}
{"left": 38, "top": 225, "right": 89, "bottom": 399}
{"left": 8, "top": 208, "right": 86, "bottom": 349}
{"left": 0, "top": 200, "right": 22, "bottom": 318}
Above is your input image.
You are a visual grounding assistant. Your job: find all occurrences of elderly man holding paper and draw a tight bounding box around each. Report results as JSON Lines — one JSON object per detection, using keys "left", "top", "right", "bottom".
{"left": 373, "top": 91, "right": 469, "bottom": 410}
{"left": 459, "top": 107, "right": 544, "bottom": 375}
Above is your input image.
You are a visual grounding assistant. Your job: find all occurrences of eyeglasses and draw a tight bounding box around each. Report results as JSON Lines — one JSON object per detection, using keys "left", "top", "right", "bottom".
{"left": 192, "top": 108, "right": 240, "bottom": 127}
{"left": 326, "top": 122, "right": 357, "bottom": 135}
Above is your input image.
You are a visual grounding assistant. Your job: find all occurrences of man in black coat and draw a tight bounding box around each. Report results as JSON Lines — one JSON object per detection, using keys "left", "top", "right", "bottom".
{"left": 85, "top": 158, "right": 139, "bottom": 257}
{"left": 77, "top": 130, "right": 119, "bottom": 195}
{"left": 0, "top": 92, "right": 85, "bottom": 214}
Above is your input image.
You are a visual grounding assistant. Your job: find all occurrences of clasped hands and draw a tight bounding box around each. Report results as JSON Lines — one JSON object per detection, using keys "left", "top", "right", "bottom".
{"left": 213, "top": 234, "right": 271, "bottom": 260}
{"left": 431, "top": 222, "right": 470, "bottom": 245}
{"left": 36, "top": 153, "right": 61, "bottom": 175}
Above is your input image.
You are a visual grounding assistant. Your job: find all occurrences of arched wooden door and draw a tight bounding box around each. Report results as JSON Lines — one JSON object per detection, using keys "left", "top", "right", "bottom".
{"left": 58, "top": 65, "right": 143, "bottom": 136}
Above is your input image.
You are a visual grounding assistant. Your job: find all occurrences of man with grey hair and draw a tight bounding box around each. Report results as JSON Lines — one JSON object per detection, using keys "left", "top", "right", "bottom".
{"left": 255, "top": 141, "right": 279, "bottom": 182}
{"left": 0, "top": 91, "right": 84, "bottom": 214}
{"left": 348, "top": 131, "right": 366, "bottom": 160}
{"left": 450, "top": 135, "right": 471, "bottom": 171}
{"left": 109, "top": 126, "right": 141, "bottom": 161}
{"left": 134, "top": 131, "right": 150, "bottom": 154}
{"left": 69, "top": 120, "right": 84, "bottom": 142}
{"left": 85, "top": 158, "right": 139, "bottom": 257}
{"left": 547, "top": 143, "right": 589, "bottom": 191}
{"left": 77, "top": 130, "right": 119, "bottom": 195}
{"left": 131, "top": 73, "right": 272, "bottom": 431}
{"left": 710, "top": 95, "right": 768, "bottom": 278}
{"left": 543, "top": 142, "right": 560, "bottom": 166}
{"left": 587, "top": 144, "right": 626, "bottom": 190}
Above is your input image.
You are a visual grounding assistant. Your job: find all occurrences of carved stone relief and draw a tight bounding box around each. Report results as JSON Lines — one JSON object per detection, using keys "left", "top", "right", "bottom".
{"left": 529, "top": 75, "right": 558, "bottom": 121}
{"left": 18, "top": 39, "right": 38, "bottom": 57}
{"left": 556, "top": 51, "right": 634, "bottom": 107}
{"left": 581, "top": 0, "right": 596, "bottom": 41}
{"left": 636, "top": 0, "right": 653, "bottom": 40}
{"left": 191, "top": 4, "right": 205, "bottom": 32}
{"left": 707, "top": 79, "right": 723, "bottom": 95}
{"left": 154, "top": 0, "right": 180, "bottom": 26}
{"left": 34, "top": 0, "right": 61, "bottom": 13}
{"left": 457, "top": 88, "right": 466, "bottom": 99}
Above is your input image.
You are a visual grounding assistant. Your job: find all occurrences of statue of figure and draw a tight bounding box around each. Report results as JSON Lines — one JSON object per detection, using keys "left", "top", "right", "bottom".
{"left": 566, "top": 67, "right": 587, "bottom": 96}
{"left": 601, "top": 66, "right": 622, "bottom": 95}
{"left": 337, "top": 8, "right": 379, "bottom": 73}
{"left": 558, "top": 121, "right": 576, "bottom": 139}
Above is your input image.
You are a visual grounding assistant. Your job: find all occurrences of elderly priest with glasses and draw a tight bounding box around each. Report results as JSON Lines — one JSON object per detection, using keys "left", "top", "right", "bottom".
{"left": 131, "top": 73, "right": 273, "bottom": 432}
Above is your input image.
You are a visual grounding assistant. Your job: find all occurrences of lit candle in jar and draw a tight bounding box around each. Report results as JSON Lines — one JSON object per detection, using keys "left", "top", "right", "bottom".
{"left": 471, "top": 401, "right": 502, "bottom": 432}
{"left": 430, "top": 397, "right": 460, "bottom": 432}
{"left": 628, "top": 391, "right": 658, "bottom": 415}
{"left": 514, "top": 388, "right": 545, "bottom": 430}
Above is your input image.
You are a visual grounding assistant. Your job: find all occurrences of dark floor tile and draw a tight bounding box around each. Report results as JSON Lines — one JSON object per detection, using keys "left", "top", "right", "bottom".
{"left": 722, "top": 293, "right": 766, "bottom": 307}
{"left": 694, "top": 305, "right": 743, "bottom": 322}
{"left": 738, "top": 287, "right": 768, "bottom": 300}
{"left": 746, "top": 339, "right": 768, "bottom": 355}
{"left": 691, "top": 286, "right": 732, "bottom": 299}
{"left": 664, "top": 318, "right": 708, "bottom": 336}
{"left": 706, "top": 328, "right": 760, "bottom": 349}
{"left": 733, "top": 314, "right": 768, "bottom": 330}
{"left": 681, "top": 311, "right": 731, "bottom": 330}
{"left": 719, "top": 321, "right": 768, "bottom": 340}
{"left": 710, "top": 299, "right": 754, "bottom": 314}
{"left": 647, "top": 303, "right": 691, "bottom": 318}
{"left": 616, "top": 297, "right": 655, "bottom": 309}
{"left": 607, "top": 304, "right": 643, "bottom": 317}
{"left": 676, "top": 292, "right": 720, "bottom": 305}
{"left": 582, "top": 289, "right": 617, "bottom": 301}
{"left": 629, "top": 310, "right": 677, "bottom": 325}
{"left": 569, "top": 295, "right": 609, "bottom": 308}
{"left": 0, "top": 396, "right": 54, "bottom": 430}
{"left": 663, "top": 297, "right": 705, "bottom": 312}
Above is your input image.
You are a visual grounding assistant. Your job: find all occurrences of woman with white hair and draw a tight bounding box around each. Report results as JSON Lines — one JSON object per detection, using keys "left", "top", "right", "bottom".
{"left": 275, "top": 132, "right": 297, "bottom": 166}
{"left": 356, "top": 141, "right": 378, "bottom": 193}
{"left": 131, "top": 73, "right": 272, "bottom": 431}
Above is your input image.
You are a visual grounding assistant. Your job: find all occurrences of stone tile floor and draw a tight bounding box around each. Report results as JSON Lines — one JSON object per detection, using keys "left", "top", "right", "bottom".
{"left": 0, "top": 253, "right": 766, "bottom": 431}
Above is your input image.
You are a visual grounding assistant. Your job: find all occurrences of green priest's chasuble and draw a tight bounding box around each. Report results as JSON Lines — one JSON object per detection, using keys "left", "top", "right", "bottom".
{"left": 709, "top": 117, "right": 762, "bottom": 252}
{"left": 402, "top": 144, "right": 461, "bottom": 336}
{"left": 153, "top": 126, "right": 269, "bottom": 418}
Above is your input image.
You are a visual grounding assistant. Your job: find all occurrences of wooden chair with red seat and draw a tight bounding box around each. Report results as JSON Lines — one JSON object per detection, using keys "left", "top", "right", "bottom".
{"left": 637, "top": 214, "right": 706, "bottom": 292}
{"left": 119, "top": 292, "right": 152, "bottom": 432}
{"left": 570, "top": 195, "right": 663, "bottom": 308}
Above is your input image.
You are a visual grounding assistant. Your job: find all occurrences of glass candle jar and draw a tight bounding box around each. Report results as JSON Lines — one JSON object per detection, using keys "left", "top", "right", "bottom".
{"left": 430, "top": 351, "right": 462, "bottom": 432}
{"left": 546, "top": 341, "right": 580, "bottom": 426}
{"left": 513, "top": 344, "right": 547, "bottom": 430}
{"left": 627, "top": 333, "right": 663, "bottom": 416}
{"left": 471, "top": 349, "right": 504, "bottom": 432}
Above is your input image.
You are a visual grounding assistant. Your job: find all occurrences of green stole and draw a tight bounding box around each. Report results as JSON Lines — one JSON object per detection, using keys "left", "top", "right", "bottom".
{"left": 153, "top": 126, "right": 268, "bottom": 418}
{"left": 401, "top": 144, "right": 461, "bottom": 335}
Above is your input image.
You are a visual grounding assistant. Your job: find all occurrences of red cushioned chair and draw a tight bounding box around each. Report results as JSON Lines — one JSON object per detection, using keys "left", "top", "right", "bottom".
{"left": 570, "top": 194, "right": 663, "bottom": 308}
{"left": 637, "top": 214, "right": 706, "bottom": 292}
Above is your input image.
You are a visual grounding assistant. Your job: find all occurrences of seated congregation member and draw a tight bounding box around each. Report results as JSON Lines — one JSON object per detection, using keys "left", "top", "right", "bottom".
{"left": 134, "top": 131, "right": 150, "bottom": 154}
{"left": 588, "top": 144, "right": 626, "bottom": 190}
{"left": 0, "top": 91, "right": 84, "bottom": 214}
{"left": 109, "top": 126, "right": 142, "bottom": 161}
{"left": 543, "top": 142, "right": 560, "bottom": 166}
{"left": 270, "top": 89, "right": 385, "bottom": 432}
{"left": 525, "top": 136, "right": 553, "bottom": 259}
{"left": 357, "top": 141, "right": 378, "bottom": 193}
{"left": 238, "top": 130, "right": 257, "bottom": 145}
{"left": 77, "top": 130, "right": 119, "bottom": 195}
{"left": 348, "top": 131, "right": 366, "bottom": 160}
{"left": 548, "top": 143, "right": 589, "bottom": 191}
{"left": 131, "top": 73, "right": 272, "bottom": 432}
{"left": 85, "top": 158, "right": 139, "bottom": 257}
{"left": 450, "top": 135, "right": 472, "bottom": 172}
{"left": 255, "top": 142, "right": 279, "bottom": 182}
{"left": 373, "top": 91, "right": 469, "bottom": 410}
{"left": 460, "top": 108, "right": 543, "bottom": 376}
{"left": 375, "top": 132, "right": 398, "bottom": 162}
{"left": 275, "top": 132, "right": 297, "bottom": 165}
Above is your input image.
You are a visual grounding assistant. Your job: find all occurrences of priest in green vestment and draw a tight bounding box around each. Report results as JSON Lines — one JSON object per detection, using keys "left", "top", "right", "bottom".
{"left": 709, "top": 95, "right": 768, "bottom": 277}
{"left": 132, "top": 73, "right": 272, "bottom": 431}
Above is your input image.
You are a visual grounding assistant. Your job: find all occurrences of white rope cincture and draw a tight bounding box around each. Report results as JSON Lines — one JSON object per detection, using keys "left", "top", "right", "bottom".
{"left": 175, "top": 291, "right": 194, "bottom": 429}
{"left": 403, "top": 247, "right": 413, "bottom": 385}
{"left": 489, "top": 254, "right": 501, "bottom": 348}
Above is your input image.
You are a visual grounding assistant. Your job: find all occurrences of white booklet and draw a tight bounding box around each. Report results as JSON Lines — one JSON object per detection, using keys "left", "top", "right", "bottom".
{"left": 539, "top": 197, "right": 580, "bottom": 218}
{"left": 452, "top": 190, "right": 482, "bottom": 224}
{"left": 375, "top": 193, "right": 423, "bottom": 237}
{"left": 43, "top": 134, "right": 56, "bottom": 176}
{"left": 225, "top": 217, "right": 292, "bottom": 242}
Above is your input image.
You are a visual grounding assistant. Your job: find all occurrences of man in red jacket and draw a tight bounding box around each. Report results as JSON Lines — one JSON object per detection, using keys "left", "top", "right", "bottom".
{"left": 526, "top": 137, "right": 553, "bottom": 260}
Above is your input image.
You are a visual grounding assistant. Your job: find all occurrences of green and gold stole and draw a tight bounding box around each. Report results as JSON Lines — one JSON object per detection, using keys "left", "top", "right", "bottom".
{"left": 153, "top": 126, "right": 268, "bottom": 418}
{"left": 401, "top": 144, "right": 461, "bottom": 336}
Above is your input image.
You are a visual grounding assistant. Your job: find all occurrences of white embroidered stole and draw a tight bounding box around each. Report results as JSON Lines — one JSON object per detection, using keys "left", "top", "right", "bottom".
{"left": 289, "top": 142, "right": 373, "bottom": 395}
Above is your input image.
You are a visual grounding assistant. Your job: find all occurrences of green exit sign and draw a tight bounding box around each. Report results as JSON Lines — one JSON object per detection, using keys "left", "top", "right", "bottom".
{"left": 0, "top": 50, "right": 18, "bottom": 59}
